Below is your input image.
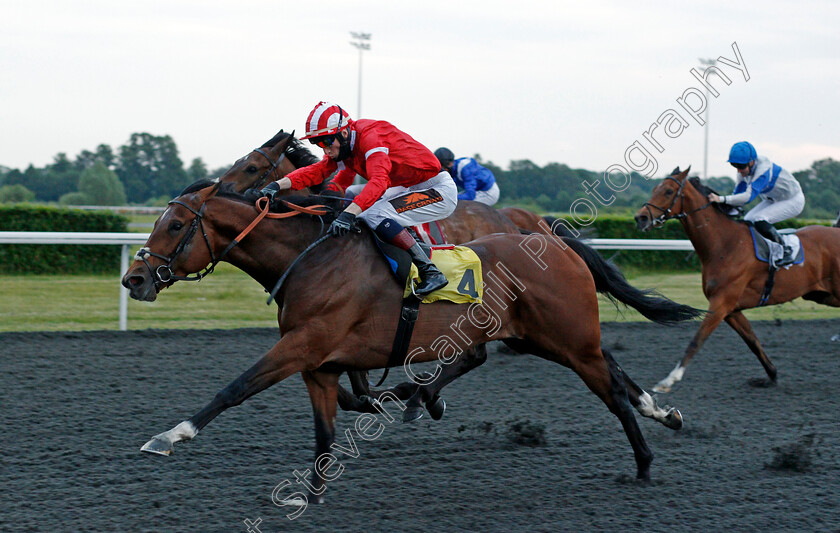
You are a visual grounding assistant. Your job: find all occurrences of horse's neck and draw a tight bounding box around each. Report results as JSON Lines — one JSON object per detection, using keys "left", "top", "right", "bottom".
{"left": 222, "top": 211, "right": 327, "bottom": 286}
{"left": 679, "top": 190, "right": 746, "bottom": 262}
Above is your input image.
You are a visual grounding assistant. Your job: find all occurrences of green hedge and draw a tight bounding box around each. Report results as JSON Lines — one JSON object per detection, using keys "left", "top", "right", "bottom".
{"left": 553, "top": 214, "right": 832, "bottom": 272}
{"left": 0, "top": 205, "right": 128, "bottom": 274}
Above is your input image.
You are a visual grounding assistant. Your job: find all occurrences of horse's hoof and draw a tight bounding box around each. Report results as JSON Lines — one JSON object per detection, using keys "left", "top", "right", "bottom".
{"left": 426, "top": 396, "right": 446, "bottom": 421}
{"left": 664, "top": 408, "right": 683, "bottom": 430}
{"left": 402, "top": 406, "right": 424, "bottom": 423}
{"left": 358, "top": 395, "right": 379, "bottom": 413}
{"left": 652, "top": 383, "right": 671, "bottom": 394}
{"left": 140, "top": 437, "right": 173, "bottom": 456}
{"left": 747, "top": 377, "right": 776, "bottom": 388}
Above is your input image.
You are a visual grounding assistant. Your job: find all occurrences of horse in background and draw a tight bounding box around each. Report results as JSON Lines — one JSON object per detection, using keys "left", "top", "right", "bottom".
{"left": 635, "top": 167, "right": 840, "bottom": 392}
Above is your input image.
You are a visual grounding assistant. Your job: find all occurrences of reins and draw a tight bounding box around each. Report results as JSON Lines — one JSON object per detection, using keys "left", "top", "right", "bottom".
{"left": 138, "top": 194, "right": 331, "bottom": 292}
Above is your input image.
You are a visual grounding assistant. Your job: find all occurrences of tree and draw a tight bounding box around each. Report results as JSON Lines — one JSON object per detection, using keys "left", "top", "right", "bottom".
{"left": 117, "top": 133, "right": 189, "bottom": 203}
{"left": 78, "top": 161, "right": 127, "bottom": 205}
{"left": 0, "top": 184, "right": 36, "bottom": 203}
{"left": 75, "top": 144, "right": 117, "bottom": 172}
{"left": 187, "top": 157, "right": 208, "bottom": 183}
{"left": 58, "top": 191, "right": 90, "bottom": 206}
{"left": 42, "top": 153, "right": 81, "bottom": 201}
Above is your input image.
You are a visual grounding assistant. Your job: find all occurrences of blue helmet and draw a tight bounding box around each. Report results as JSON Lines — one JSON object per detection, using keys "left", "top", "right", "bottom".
{"left": 728, "top": 141, "right": 756, "bottom": 164}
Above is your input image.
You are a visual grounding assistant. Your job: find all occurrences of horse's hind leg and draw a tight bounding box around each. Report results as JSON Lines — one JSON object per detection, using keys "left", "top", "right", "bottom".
{"left": 602, "top": 349, "right": 682, "bottom": 430}
{"left": 724, "top": 311, "right": 777, "bottom": 385}
{"left": 563, "top": 344, "right": 653, "bottom": 480}
{"left": 402, "top": 344, "right": 489, "bottom": 422}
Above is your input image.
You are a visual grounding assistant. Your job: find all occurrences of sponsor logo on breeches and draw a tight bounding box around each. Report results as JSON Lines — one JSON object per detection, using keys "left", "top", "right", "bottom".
{"left": 390, "top": 189, "right": 444, "bottom": 213}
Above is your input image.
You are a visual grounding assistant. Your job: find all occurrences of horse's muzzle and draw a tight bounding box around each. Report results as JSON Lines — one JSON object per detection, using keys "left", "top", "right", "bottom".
{"left": 121, "top": 268, "right": 159, "bottom": 302}
{"left": 634, "top": 214, "right": 652, "bottom": 232}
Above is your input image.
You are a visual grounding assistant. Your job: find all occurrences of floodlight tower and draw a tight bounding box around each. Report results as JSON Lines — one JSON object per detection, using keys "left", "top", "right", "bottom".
{"left": 699, "top": 57, "right": 717, "bottom": 181}
{"left": 349, "top": 32, "right": 372, "bottom": 116}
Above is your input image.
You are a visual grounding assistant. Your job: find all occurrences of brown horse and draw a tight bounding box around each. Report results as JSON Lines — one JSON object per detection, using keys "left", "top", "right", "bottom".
{"left": 635, "top": 167, "right": 840, "bottom": 392}
{"left": 122, "top": 180, "right": 697, "bottom": 497}
{"left": 213, "top": 130, "right": 661, "bottom": 418}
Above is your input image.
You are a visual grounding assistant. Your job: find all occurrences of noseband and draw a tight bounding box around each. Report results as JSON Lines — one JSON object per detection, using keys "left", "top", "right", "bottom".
{"left": 135, "top": 199, "right": 219, "bottom": 289}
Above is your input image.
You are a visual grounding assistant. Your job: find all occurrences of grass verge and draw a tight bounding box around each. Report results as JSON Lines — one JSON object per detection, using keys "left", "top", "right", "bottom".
{"left": 3, "top": 267, "right": 838, "bottom": 332}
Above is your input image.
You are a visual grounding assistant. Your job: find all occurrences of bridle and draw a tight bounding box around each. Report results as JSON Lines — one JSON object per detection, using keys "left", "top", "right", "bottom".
{"left": 135, "top": 195, "right": 329, "bottom": 292}
{"left": 135, "top": 199, "right": 218, "bottom": 289}
{"left": 640, "top": 175, "right": 712, "bottom": 227}
{"left": 250, "top": 147, "right": 288, "bottom": 190}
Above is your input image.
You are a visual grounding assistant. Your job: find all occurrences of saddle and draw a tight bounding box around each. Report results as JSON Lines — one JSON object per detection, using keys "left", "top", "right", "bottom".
{"left": 748, "top": 226, "right": 804, "bottom": 269}
{"left": 371, "top": 234, "right": 483, "bottom": 305}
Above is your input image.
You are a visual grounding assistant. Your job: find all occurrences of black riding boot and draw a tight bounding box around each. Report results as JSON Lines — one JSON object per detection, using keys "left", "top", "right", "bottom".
{"left": 754, "top": 220, "right": 792, "bottom": 267}
{"left": 406, "top": 241, "right": 449, "bottom": 296}
{"left": 377, "top": 220, "right": 449, "bottom": 296}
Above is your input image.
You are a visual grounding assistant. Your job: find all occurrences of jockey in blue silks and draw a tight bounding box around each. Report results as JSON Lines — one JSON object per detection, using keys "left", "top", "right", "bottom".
{"left": 707, "top": 141, "right": 805, "bottom": 266}
{"left": 434, "top": 147, "right": 500, "bottom": 206}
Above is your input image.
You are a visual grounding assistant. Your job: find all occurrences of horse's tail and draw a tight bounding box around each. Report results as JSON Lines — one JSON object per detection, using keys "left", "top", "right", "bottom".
{"left": 561, "top": 237, "right": 703, "bottom": 325}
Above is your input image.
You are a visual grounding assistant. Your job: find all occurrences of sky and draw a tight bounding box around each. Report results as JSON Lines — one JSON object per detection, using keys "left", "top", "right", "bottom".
{"left": 2, "top": 0, "right": 839, "bottom": 185}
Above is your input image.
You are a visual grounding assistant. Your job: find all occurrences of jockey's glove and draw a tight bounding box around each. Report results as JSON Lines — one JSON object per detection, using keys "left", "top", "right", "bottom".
{"left": 244, "top": 181, "right": 281, "bottom": 204}
{"left": 260, "top": 181, "right": 281, "bottom": 201}
{"left": 329, "top": 211, "right": 358, "bottom": 237}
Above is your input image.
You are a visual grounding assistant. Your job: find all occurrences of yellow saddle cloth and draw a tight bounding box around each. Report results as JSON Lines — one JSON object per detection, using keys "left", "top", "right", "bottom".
{"left": 403, "top": 245, "right": 483, "bottom": 304}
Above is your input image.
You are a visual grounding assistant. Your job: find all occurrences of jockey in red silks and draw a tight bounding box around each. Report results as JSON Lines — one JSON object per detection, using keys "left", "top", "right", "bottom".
{"left": 256, "top": 101, "right": 457, "bottom": 296}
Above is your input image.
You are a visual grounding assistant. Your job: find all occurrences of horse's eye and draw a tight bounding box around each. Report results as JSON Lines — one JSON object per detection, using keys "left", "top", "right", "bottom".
{"left": 169, "top": 221, "right": 184, "bottom": 232}
{"left": 246, "top": 165, "right": 258, "bottom": 174}
{"left": 664, "top": 189, "right": 674, "bottom": 197}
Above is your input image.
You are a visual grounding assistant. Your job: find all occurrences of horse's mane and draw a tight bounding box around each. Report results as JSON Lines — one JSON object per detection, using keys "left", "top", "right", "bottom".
{"left": 684, "top": 173, "right": 741, "bottom": 218}
{"left": 180, "top": 179, "right": 221, "bottom": 196}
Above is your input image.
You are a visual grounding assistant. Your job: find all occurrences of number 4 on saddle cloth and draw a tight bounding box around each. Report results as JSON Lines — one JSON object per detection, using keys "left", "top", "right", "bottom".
{"left": 372, "top": 237, "right": 483, "bottom": 305}
{"left": 748, "top": 226, "right": 804, "bottom": 269}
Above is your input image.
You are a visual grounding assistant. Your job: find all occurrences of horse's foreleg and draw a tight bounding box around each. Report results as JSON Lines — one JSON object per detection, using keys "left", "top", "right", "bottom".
{"left": 602, "top": 349, "right": 682, "bottom": 430}
{"left": 725, "top": 311, "right": 777, "bottom": 384}
{"left": 141, "top": 338, "right": 305, "bottom": 456}
{"left": 653, "top": 307, "right": 727, "bottom": 393}
{"left": 300, "top": 370, "right": 340, "bottom": 504}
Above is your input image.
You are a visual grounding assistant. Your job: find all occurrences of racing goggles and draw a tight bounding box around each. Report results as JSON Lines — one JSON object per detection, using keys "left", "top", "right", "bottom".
{"left": 310, "top": 135, "right": 336, "bottom": 149}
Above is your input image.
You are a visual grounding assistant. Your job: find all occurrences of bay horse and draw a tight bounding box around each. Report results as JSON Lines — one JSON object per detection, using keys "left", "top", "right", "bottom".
{"left": 213, "top": 130, "right": 668, "bottom": 418}
{"left": 122, "top": 180, "right": 698, "bottom": 497}
{"left": 635, "top": 167, "right": 840, "bottom": 392}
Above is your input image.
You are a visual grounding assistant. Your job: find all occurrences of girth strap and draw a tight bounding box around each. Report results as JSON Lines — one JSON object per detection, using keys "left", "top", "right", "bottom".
{"left": 374, "top": 295, "right": 422, "bottom": 387}
{"left": 758, "top": 267, "right": 776, "bottom": 307}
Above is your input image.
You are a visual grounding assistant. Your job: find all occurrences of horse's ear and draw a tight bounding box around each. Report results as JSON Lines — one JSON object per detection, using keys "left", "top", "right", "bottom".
{"left": 683, "top": 165, "right": 691, "bottom": 177}
{"left": 670, "top": 166, "right": 681, "bottom": 176}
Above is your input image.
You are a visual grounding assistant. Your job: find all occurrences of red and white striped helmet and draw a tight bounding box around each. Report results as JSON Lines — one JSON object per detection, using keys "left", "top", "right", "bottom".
{"left": 301, "top": 101, "right": 351, "bottom": 140}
